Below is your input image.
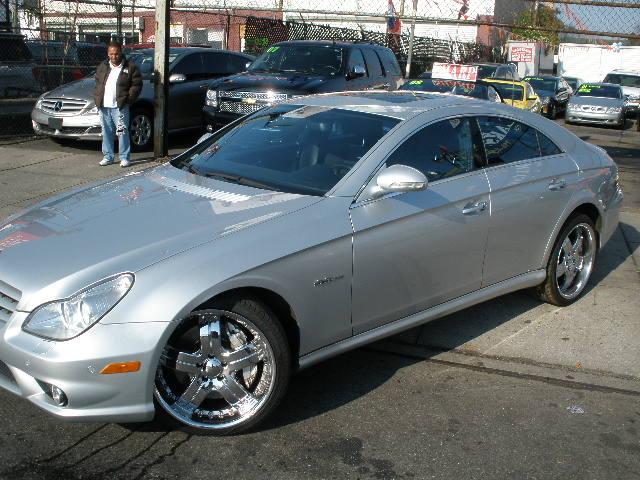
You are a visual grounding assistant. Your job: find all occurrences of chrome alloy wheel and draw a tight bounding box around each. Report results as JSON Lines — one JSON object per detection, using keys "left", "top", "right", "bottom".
{"left": 129, "top": 113, "right": 152, "bottom": 147}
{"left": 155, "top": 309, "right": 276, "bottom": 430}
{"left": 555, "top": 223, "right": 596, "bottom": 300}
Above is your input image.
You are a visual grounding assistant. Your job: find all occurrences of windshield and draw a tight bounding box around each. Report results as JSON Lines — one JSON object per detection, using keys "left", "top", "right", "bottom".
{"left": 248, "top": 45, "right": 344, "bottom": 76}
{"left": 575, "top": 84, "right": 621, "bottom": 99}
{"left": 128, "top": 52, "right": 180, "bottom": 79}
{"left": 476, "top": 65, "right": 498, "bottom": 79}
{"left": 604, "top": 74, "right": 640, "bottom": 88}
{"left": 565, "top": 78, "right": 580, "bottom": 90}
{"left": 524, "top": 77, "right": 557, "bottom": 92}
{"left": 171, "top": 104, "right": 400, "bottom": 196}
{"left": 490, "top": 83, "right": 524, "bottom": 101}
{"left": 400, "top": 78, "right": 454, "bottom": 93}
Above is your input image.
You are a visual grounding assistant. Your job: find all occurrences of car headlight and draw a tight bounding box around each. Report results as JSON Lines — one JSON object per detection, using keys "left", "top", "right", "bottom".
{"left": 87, "top": 105, "right": 99, "bottom": 114}
{"left": 35, "top": 96, "right": 44, "bottom": 110}
{"left": 606, "top": 107, "right": 622, "bottom": 114}
{"left": 206, "top": 89, "right": 218, "bottom": 107}
{"left": 22, "top": 273, "right": 134, "bottom": 341}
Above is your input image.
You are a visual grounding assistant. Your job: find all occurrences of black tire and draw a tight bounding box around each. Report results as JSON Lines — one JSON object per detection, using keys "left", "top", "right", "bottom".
{"left": 536, "top": 214, "right": 598, "bottom": 306}
{"left": 129, "top": 108, "right": 153, "bottom": 151}
{"left": 547, "top": 104, "right": 556, "bottom": 119}
{"left": 616, "top": 118, "right": 625, "bottom": 130}
{"left": 154, "top": 295, "right": 291, "bottom": 435}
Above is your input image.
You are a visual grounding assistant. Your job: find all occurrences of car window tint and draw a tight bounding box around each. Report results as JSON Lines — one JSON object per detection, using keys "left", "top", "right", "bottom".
{"left": 379, "top": 48, "right": 401, "bottom": 76}
{"left": 362, "top": 49, "right": 383, "bottom": 77}
{"left": 386, "top": 118, "right": 483, "bottom": 182}
{"left": 201, "top": 52, "right": 226, "bottom": 74}
{"left": 173, "top": 53, "right": 203, "bottom": 76}
{"left": 537, "top": 131, "right": 561, "bottom": 157}
{"left": 229, "top": 54, "right": 251, "bottom": 72}
{"left": 348, "top": 48, "right": 366, "bottom": 73}
{"left": 478, "top": 116, "right": 541, "bottom": 165}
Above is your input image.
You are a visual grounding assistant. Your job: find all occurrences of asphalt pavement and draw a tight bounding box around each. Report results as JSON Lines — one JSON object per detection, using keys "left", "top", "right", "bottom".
{"left": 0, "top": 118, "right": 638, "bottom": 480}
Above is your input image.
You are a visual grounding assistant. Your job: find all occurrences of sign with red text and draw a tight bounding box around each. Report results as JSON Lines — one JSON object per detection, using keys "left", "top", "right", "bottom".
{"left": 431, "top": 63, "right": 479, "bottom": 82}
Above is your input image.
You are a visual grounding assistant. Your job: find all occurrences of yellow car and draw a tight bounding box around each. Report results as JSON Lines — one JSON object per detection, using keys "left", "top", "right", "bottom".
{"left": 482, "top": 79, "right": 542, "bottom": 113}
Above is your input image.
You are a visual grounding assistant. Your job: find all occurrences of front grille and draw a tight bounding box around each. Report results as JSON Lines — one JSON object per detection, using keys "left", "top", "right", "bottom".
{"left": 0, "top": 279, "right": 21, "bottom": 324}
{"left": 219, "top": 101, "right": 265, "bottom": 115}
{"left": 580, "top": 105, "right": 606, "bottom": 113}
{"left": 221, "top": 91, "right": 289, "bottom": 101}
{"left": 41, "top": 97, "right": 88, "bottom": 115}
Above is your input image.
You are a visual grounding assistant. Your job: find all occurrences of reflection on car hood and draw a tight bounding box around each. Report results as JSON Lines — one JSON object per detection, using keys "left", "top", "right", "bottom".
{"left": 212, "top": 71, "right": 329, "bottom": 94}
{"left": 570, "top": 96, "right": 623, "bottom": 107}
{"left": 45, "top": 76, "right": 95, "bottom": 100}
{"left": 0, "top": 164, "right": 320, "bottom": 307}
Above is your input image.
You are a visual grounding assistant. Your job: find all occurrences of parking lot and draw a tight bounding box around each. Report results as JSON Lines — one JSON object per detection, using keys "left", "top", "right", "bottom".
{"left": 0, "top": 117, "right": 639, "bottom": 479}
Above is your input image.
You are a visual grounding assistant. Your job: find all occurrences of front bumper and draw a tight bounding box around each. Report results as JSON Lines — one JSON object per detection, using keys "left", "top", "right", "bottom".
{"left": 0, "top": 312, "right": 169, "bottom": 422}
{"left": 31, "top": 107, "right": 102, "bottom": 141}
{"left": 565, "top": 110, "right": 623, "bottom": 126}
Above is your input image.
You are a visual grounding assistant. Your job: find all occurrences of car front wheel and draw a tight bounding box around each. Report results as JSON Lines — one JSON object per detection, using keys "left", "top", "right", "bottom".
{"left": 537, "top": 214, "right": 597, "bottom": 306}
{"left": 154, "top": 297, "right": 291, "bottom": 434}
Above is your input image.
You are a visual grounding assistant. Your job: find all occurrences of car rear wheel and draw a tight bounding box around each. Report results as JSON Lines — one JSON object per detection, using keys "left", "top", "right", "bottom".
{"left": 536, "top": 214, "right": 597, "bottom": 306}
{"left": 129, "top": 109, "right": 153, "bottom": 151}
{"left": 154, "top": 297, "right": 291, "bottom": 435}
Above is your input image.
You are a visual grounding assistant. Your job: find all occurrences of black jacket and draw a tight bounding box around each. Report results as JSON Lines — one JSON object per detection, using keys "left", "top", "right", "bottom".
{"left": 94, "top": 58, "right": 142, "bottom": 109}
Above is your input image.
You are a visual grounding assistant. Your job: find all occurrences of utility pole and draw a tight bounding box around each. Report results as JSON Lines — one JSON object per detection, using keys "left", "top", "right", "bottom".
{"left": 153, "top": 0, "right": 170, "bottom": 158}
{"left": 115, "top": 0, "right": 123, "bottom": 41}
{"left": 405, "top": 0, "right": 417, "bottom": 78}
{"left": 532, "top": 0, "right": 539, "bottom": 27}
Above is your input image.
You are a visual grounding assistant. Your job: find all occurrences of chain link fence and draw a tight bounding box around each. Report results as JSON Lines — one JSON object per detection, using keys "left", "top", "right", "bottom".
{"left": 0, "top": 0, "right": 639, "bottom": 138}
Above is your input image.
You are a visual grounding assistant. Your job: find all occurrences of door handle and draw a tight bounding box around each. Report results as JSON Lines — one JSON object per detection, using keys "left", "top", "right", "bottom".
{"left": 548, "top": 178, "right": 567, "bottom": 191}
{"left": 462, "top": 201, "right": 488, "bottom": 215}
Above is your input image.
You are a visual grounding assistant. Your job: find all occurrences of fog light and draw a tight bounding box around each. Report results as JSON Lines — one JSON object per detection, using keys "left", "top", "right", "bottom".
{"left": 51, "top": 385, "right": 68, "bottom": 407}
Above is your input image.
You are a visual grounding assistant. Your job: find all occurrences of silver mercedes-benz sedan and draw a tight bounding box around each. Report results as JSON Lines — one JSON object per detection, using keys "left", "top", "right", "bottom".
{"left": 565, "top": 83, "right": 626, "bottom": 129}
{"left": 0, "top": 91, "right": 623, "bottom": 434}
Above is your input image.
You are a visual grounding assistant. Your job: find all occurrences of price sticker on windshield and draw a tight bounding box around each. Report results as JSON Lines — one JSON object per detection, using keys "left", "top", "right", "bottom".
{"left": 431, "top": 63, "right": 478, "bottom": 82}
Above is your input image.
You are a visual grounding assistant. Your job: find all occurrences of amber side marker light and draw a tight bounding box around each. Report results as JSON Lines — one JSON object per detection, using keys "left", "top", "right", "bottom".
{"left": 100, "top": 361, "right": 141, "bottom": 374}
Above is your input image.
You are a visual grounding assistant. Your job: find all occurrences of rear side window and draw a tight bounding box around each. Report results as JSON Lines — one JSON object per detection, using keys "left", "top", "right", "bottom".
{"left": 378, "top": 48, "right": 401, "bottom": 77}
{"left": 538, "top": 132, "right": 561, "bottom": 157}
{"left": 478, "top": 116, "right": 540, "bottom": 165}
{"left": 0, "top": 38, "right": 33, "bottom": 62}
{"left": 362, "top": 49, "right": 383, "bottom": 77}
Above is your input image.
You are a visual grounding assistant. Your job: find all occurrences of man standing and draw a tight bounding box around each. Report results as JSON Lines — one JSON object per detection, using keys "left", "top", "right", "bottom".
{"left": 94, "top": 41, "right": 142, "bottom": 167}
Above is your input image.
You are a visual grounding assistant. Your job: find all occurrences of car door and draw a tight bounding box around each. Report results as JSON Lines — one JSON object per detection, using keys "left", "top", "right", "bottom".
{"left": 350, "top": 115, "right": 491, "bottom": 334}
{"left": 477, "top": 115, "right": 578, "bottom": 286}
{"left": 168, "top": 52, "right": 206, "bottom": 129}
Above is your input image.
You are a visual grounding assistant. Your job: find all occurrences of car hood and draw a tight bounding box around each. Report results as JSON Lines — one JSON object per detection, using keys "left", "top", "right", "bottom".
{"left": 0, "top": 164, "right": 320, "bottom": 309}
{"left": 211, "top": 71, "right": 332, "bottom": 94}
{"left": 570, "top": 96, "right": 623, "bottom": 107}
{"left": 45, "top": 76, "right": 94, "bottom": 100}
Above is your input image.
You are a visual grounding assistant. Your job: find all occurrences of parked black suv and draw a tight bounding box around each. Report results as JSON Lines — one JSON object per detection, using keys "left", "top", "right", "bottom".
{"left": 202, "top": 40, "right": 403, "bottom": 131}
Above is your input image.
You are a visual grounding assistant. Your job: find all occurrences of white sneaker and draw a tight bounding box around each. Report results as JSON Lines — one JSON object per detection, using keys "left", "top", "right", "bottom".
{"left": 120, "top": 159, "right": 131, "bottom": 168}
{"left": 99, "top": 158, "right": 114, "bottom": 166}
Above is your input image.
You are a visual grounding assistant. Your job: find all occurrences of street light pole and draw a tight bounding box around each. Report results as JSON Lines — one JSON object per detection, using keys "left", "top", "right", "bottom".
{"left": 153, "top": 0, "right": 170, "bottom": 159}
{"left": 405, "top": 0, "right": 417, "bottom": 78}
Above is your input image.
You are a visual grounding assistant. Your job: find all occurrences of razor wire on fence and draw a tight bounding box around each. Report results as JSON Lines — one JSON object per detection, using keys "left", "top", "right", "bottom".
{"left": 0, "top": 0, "right": 639, "bottom": 138}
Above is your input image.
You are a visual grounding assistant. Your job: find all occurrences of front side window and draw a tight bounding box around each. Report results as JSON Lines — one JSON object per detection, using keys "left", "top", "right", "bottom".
{"left": 347, "top": 48, "right": 367, "bottom": 73}
{"left": 477, "top": 116, "right": 540, "bottom": 165}
{"left": 386, "top": 118, "right": 483, "bottom": 182}
{"left": 171, "top": 105, "right": 399, "bottom": 196}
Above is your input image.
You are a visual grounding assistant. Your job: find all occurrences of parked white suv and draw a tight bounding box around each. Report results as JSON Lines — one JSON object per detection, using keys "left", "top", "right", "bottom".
{"left": 603, "top": 70, "right": 640, "bottom": 115}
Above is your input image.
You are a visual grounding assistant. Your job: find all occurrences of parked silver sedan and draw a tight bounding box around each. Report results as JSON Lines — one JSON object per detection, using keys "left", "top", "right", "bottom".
{"left": 0, "top": 92, "right": 623, "bottom": 434}
{"left": 566, "top": 83, "right": 626, "bottom": 129}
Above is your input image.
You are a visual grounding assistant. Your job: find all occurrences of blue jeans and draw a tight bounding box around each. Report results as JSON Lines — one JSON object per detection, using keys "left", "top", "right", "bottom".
{"left": 100, "top": 106, "right": 130, "bottom": 162}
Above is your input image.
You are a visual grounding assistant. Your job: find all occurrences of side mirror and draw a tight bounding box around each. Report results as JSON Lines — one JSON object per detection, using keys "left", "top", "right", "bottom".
{"left": 169, "top": 73, "right": 186, "bottom": 84}
{"left": 370, "top": 164, "right": 428, "bottom": 199}
{"left": 528, "top": 94, "right": 539, "bottom": 101}
{"left": 196, "top": 132, "right": 213, "bottom": 144}
{"left": 347, "top": 65, "right": 366, "bottom": 80}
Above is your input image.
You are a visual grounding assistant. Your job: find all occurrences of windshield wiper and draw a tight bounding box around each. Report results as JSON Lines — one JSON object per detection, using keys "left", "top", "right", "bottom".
{"left": 203, "top": 171, "right": 279, "bottom": 191}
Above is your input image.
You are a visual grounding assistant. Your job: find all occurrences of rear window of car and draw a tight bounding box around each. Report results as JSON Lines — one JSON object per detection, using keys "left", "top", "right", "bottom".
{"left": 0, "top": 38, "right": 33, "bottom": 62}
{"left": 575, "top": 84, "right": 621, "bottom": 98}
{"left": 172, "top": 104, "right": 400, "bottom": 196}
